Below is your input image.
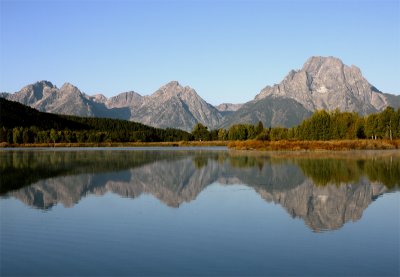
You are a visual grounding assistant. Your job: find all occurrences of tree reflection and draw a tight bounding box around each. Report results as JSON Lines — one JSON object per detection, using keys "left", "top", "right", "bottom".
{"left": 1, "top": 149, "right": 398, "bottom": 232}
{"left": 297, "top": 157, "right": 399, "bottom": 188}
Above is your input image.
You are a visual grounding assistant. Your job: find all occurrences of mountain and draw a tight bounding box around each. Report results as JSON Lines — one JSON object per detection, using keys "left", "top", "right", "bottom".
{"left": 383, "top": 92, "right": 400, "bottom": 109}
{"left": 1, "top": 81, "right": 222, "bottom": 131}
{"left": 126, "top": 81, "right": 222, "bottom": 131}
{"left": 215, "top": 103, "right": 243, "bottom": 116}
{"left": 220, "top": 56, "right": 400, "bottom": 127}
{"left": 1, "top": 56, "right": 399, "bottom": 130}
{"left": 106, "top": 91, "right": 143, "bottom": 108}
{"left": 220, "top": 96, "right": 312, "bottom": 128}
{"left": 4, "top": 81, "right": 94, "bottom": 116}
{"left": 255, "top": 56, "right": 399, "bottom": 114}
{"left": 1, "top": 81, "right": 131, "bottom": 120}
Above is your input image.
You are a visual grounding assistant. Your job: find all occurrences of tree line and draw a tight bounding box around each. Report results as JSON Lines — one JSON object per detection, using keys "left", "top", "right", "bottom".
{"left": 191, "top": 107, "right": 400, "bottom": 141}
{"left": 0, "top": 127, "right": 192, "bottom": 144}
{"left": 1, "top": 97, "right": 399, "bottom": 144}
{"left": 0, "top": 98, "right": 192, "bottom": 143}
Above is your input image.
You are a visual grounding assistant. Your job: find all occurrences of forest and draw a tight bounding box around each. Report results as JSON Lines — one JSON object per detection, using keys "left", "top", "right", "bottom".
{"left": 1, "top": 97, "right": 400, "bottom": 144}
{"left": 0, "top": 98, "right": 192, "bottom": 143}
{"left": 192, "top": 107, "right": 400, "bottom": 141}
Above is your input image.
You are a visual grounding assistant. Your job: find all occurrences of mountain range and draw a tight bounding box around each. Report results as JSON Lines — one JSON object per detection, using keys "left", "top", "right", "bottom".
{"left": 1, "top": 56, "right": 399, "bottom": 131}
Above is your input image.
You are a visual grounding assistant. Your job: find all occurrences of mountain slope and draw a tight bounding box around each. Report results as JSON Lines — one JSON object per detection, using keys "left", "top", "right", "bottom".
{"left": 215, "top": 103, "right": 243, "bottom": 116}
{"left": 220, "top": 96, "right": 312, "bottom": 128}
{"left": 383, "top": 93, "right": 400, "bottom": 109}
{"left": 0, "top": 97, "right": 87, "bottom": 130}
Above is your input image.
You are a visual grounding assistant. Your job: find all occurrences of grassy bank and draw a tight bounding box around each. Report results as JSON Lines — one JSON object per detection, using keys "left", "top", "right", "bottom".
{"left": 2, "top": 139, "right": 400, "bottom": 150}
{"left": 0, "top": 141, "right": 228, "bottom": 148}
{"left": 228, "top": 139, "right": 400, "bottom": 151}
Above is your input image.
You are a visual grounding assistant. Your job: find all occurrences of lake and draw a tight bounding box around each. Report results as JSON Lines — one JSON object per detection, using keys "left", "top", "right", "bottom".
{"left": 1, "top": 147, "right": 399, "bottom": 276}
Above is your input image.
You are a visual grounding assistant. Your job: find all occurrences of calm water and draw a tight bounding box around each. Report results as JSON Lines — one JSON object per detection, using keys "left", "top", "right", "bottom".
{"left": 1, "top": 148, "right": 399, "bottom": 276}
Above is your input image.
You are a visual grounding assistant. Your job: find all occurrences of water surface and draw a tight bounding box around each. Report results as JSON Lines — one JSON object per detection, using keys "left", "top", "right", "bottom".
{"left": 1, "top": 148, "right": 399, "bottom": 276}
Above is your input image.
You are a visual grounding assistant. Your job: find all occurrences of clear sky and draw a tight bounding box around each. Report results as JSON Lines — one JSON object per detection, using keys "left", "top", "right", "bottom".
{"left": 0, "top": 0, "right": 399, "bottom": 105}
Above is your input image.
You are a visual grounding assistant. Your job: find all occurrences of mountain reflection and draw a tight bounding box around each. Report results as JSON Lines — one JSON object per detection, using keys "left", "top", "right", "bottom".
{"left": 1, "top": 149, "right": 399, "bottom": 231}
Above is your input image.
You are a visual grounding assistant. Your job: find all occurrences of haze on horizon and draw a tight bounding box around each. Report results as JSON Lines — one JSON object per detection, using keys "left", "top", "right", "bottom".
{"left": 0, "top": 0, "right": 399, "bottom": 105}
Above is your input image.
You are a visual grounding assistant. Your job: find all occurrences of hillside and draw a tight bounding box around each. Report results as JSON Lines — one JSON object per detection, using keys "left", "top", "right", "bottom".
{"left": 0, "top": 98, "right": 192, "bottom": 142}
{"left": 0, "top": 98, "right": 87, "bottom": 130}
{"left": 220, "top": 96, "right": 312, "bottom": 128}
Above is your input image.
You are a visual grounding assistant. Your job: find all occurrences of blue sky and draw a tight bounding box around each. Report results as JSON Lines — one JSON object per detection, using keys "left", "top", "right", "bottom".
{"left": 1, "top": 0, "right": 399, "bottom": 105}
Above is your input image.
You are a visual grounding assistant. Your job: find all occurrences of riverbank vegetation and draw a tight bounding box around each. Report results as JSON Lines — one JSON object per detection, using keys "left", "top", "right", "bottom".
{"left": 228, "top": 139, "right": 400, "bottom": 151}
{"left": 219, "top": 107, "right": 400, "bottom": 142}
{"left": 1, "top": 98, "right": 400, "bottom": 150}
{"left": 0, "top": 141, "right": 228, "bottom": 148}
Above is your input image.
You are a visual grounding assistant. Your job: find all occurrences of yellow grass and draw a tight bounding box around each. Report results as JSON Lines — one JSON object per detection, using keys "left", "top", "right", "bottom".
{"left": 2, "top": 139, "right": 400, "bottom": 151}
{"left": 0, "top": 141, "right": 229, "bottom": 148}
{"left": 228, "top": 139, "right": 400, "bottom": 151}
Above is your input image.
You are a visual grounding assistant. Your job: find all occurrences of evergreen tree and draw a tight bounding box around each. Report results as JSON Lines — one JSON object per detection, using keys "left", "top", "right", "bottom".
{"left": 255, "top": 121, "right": 264, "bottom": 135}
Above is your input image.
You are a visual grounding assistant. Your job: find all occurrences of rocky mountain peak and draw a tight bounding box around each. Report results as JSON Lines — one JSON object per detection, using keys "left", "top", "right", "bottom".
{"left": 7, "top": 80, "right": 59, "bottom": 105}
{"left": 161, "top": 80, "right": 182, "bottom": 91}
{"left": 165, "top": 80, "right": 181, "bottom": 87}
{"left": 33, "top": 80, "right": 55, "bottom": 89}
{"left": 151, "top": 81, "right": 181, "bottom": 98}
{"left": 300, "top": 56, "right": 344, "bottom": 86}
{"left": 152, "top": 81, "right": 198, "bottom": 99}
{"left": 106, "top": 91, "right": 143, "bottom": 108}
{"left": 91, "top": 94, "right": 108, "bottom": 103}
{"left": 126, "top": 80, "right": 222, "bottom": 131}
{"left": 255, "top": 56, "right": 390, "bottom": 114}
{"left": 60, "top": 82, "right": 79, "bottom": 91}
{"left": 20, "top": 80, "right": 55, "bottom": 94}
{"left": 60, "top": 82, "right": 83, "bottom": 96}
{"left": 302, "top": 56, "right": 364, "bottom": 78}
{"left": 302, "top": 56, "right": 343, "bottom": 72}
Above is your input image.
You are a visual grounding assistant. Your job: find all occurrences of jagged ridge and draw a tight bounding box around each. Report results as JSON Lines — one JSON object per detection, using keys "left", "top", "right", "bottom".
{"left": 1, "top": 56, "right": 399, "bottom": 130}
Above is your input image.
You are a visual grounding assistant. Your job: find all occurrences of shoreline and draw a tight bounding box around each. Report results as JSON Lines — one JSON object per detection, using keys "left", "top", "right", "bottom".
{"left": 228, "top": 139, "right": 400, "bottom": 151}
{"left": 0, "top": 141, "right": 228, "bottom": 148}
{"left": 1, "top": 139, "right": 400, "bottom": 151}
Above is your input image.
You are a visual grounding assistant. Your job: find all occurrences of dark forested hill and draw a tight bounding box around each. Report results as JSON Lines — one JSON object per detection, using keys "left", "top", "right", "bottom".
{"left": 0, "top": 98, "right": 192, "bottom": 143}
{"left": 0, "top": 98, "right": 87, "bottom": 130}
